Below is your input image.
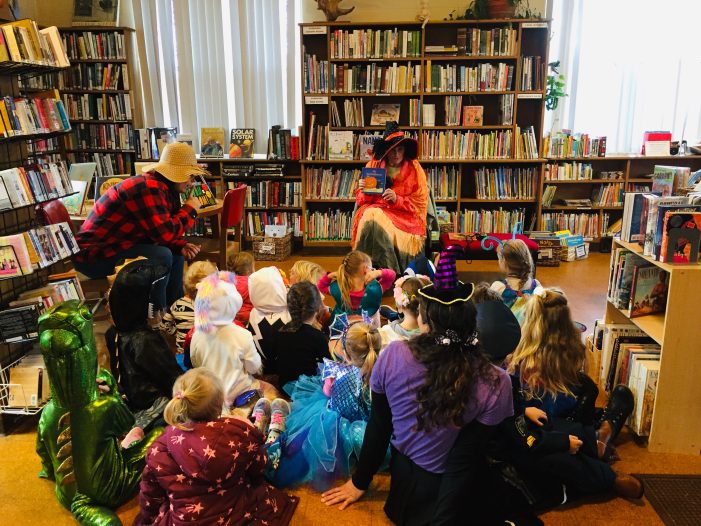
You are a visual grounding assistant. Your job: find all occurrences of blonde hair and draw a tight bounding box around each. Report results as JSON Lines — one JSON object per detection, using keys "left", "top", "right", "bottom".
{"left": 498, "top": 239, "right": 534, "bottom": 290}
{"left": 183, "top": 261, "right": 218, "bottom": 298}
{"left": 290, "top": 260, "right": 325, "bottom": 285}
{"left": 507, "top": 288, "right": 585, "bottom": 399}
{"left": 337, "top": 251, "right": 371, "bottom": 310}
{"left": 164, "top": 368, "right": 225, "bottom": 430}
{"left": 345, "top": 322, "right": 382, "bottom": 385}
{"left": 226, "top": 249, "right": 255, "bottom": 276}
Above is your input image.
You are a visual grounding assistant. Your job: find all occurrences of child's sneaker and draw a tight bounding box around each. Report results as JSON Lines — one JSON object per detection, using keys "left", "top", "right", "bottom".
{"left": 251, "top": 398, "right": 271, "bottom": 435}
{"left": 266, "top": 398, "right": 291, "bottom": 444}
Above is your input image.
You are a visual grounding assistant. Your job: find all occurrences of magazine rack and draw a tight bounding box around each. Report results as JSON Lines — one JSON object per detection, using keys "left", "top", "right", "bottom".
{"left": 0, "top": 354, "right": 48, "bottom": 416}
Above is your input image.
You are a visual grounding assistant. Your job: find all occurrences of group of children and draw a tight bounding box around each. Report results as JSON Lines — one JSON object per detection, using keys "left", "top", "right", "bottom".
{"left": 104, "top": 239, "right": 641, "bottom": 525}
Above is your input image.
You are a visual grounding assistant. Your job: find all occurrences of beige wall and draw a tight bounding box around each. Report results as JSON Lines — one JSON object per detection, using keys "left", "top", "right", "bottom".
{"left": 301, "top": 0, "right": 547, "bottom": 22}
{"left": 16, "top": 0, "right": 134, "bottom": 28}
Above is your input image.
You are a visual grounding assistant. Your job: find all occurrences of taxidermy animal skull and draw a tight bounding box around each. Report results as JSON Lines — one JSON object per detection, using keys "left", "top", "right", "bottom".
{"left": 317, "top": 0, "right": 355, "bottom": 21}
{"left": 417, "top": 0, "right": 430, "bottom": 21}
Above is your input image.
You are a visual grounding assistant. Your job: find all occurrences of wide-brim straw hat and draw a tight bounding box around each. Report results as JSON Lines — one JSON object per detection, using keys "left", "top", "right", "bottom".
{"left": 372, "top": 121, "right": 418, "bottom": 161}
{"left": 141, "top": 142, "right": 210, "bottom": 183}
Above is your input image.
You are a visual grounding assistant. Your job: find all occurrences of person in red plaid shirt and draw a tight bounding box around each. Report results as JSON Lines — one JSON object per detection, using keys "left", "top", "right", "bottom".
{"left": 74, "top": 143, "right": 206, "bottom": 307}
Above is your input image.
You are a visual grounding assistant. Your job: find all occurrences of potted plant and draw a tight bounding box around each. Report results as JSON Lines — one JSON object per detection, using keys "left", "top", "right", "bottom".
{"left": 545, "top": 61, "right": 567, "bottom": 111}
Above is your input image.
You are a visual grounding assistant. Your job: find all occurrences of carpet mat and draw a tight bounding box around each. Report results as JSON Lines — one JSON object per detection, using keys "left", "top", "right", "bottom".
{"left": 636, "top": 474, "right": 701, "bottom": 525}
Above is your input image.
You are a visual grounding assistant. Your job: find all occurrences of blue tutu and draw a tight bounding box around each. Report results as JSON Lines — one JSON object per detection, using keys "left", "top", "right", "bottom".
{"left": 273, "top": 361, "right": 373, "bottom": 492}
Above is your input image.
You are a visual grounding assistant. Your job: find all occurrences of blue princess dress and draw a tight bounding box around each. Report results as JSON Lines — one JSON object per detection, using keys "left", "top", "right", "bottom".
{"left": 273, "top": 359, "right": 372, "bottom": 491}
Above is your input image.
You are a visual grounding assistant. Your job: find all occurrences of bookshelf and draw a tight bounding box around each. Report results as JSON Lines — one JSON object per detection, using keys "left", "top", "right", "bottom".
{"left": 300, "top": 19, "right": 550, "bottom": 247}
{"left": 603, "top": 238, "right": 701, "bottom": 455}
{"left": 540, "top": 155, "right": 701, "bottom": 241}
{"left": 58, "top": 27, "right": 137, "bottom": 176}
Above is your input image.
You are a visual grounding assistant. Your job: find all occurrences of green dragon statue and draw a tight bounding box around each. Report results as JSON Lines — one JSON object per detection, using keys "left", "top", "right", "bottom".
{"left": 36, "top": 300, "right": 161, "bottom": 526}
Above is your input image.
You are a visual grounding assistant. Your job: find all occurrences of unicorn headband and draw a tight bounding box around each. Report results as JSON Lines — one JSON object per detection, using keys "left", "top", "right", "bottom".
{"left": 393, "top": 275, "right": 430, "bottom": 308}
{"left": 480, "top": 221, "right": 523, "bottom": 252}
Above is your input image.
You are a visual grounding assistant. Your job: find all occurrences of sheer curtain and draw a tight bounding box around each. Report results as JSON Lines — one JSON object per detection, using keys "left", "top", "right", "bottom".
{"left": 548, "top": 0, "right": 701, "bottom": 153}
{"left": 133, "top": 0, "right": 300, "bottom": 152}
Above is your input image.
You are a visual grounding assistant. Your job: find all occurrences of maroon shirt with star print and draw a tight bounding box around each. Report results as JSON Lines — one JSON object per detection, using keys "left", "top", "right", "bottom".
{"left": 135, "top": 417, "right": 297, "bottom": 525}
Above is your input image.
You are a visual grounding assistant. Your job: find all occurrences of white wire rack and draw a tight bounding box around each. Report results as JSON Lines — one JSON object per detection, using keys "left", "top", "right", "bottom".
{"left": 0, "top": 354, "right": 48, "bottom": 415}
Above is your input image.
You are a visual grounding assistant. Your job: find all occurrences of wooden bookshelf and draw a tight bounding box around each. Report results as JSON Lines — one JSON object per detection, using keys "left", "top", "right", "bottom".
{"left": 603, "top": 238, "right": 701, "bottom": 455}
{"left": 300, "top": 19, "right": 550, "bottom": 247}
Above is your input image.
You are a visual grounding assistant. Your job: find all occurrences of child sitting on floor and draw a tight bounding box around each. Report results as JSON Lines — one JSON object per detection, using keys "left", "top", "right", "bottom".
{"left": 275, "top": 281, "right": 331, "bottom": 388}
{"left": 318, "top": 250, "right": 395, "bottom": 321}
{"left": 248, "top": 266, "right": 291, "bottom": 375}
{"left": 136, "top": 367, "right": 298, "bottom": 526}
{"left": 274, "top": 322, "right": 383, "bottom": 492}
{"left": 226, "top": 249, "right": 255, "bottom": 325}
{"left": 189, "top": 271, "right": 262, "bottom": 408}
{"left": 490, "top": 238, "right": 542, "bottom": 325}
{"left": 289, "top": 260, "right": 325, "bottom": 285}
{"left": 160, "top": 260, "right": 217, "bottom": 364}
{"left": 505, "top": 287, "right": 642, "bottom": 501}
{"left": 378, "top": 275, "right": 430, "bottom": 348}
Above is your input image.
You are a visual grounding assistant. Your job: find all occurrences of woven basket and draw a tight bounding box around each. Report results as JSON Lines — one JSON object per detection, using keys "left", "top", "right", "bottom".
{"left": 251, "top": 232, "right": 292, "bottom": 261}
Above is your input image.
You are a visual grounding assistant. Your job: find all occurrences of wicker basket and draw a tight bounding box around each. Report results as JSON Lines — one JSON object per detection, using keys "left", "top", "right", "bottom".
{"left": 251, "top": 232, "right": 292, "bottom": 261}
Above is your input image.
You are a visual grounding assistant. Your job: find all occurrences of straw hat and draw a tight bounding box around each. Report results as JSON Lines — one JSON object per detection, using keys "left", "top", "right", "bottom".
{"left": 141, "top": 142, "right": 210, "bottom": 183}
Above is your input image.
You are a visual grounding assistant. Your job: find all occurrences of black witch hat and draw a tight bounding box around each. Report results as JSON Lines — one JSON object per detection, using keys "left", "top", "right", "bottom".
{"left": 371, "top": 121, "right": 418, "bottom": 161}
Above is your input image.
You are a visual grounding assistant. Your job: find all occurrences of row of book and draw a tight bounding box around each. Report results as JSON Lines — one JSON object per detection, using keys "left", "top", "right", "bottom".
{"left": 0, "top": 93, "right": 70, "bottom": 138}
{"left": 267, "top": 126, "right": 300, "bottom": 160}
{"left": 67, "top": 151, "right": 132, "bottom": 177}
{"left": 329, "top": 28, "right": 422, "bottom": 59}
{"left": 544, "top": 162, "right": 594, "bottom": 181}
{"left": 608, "top": 249, "right": 669, "bottom": 318}
{"left": 514, "top": 126, "right": 539, "bottom": 160}
{"left": 330, "top": 98, "right": 364, "bottom": 127}
{"left": 305, "top": 209, "right": 353, "bottom": 241}
{"left": 592, "top": 183, "right": 624, "bottom": 207}
{"left": 185, "top": 218, "right": 213, "bottom": 238}
{"left": 61, "top": 93, "right": 132, "bottom": 121}
{"left": 247, "top": 211, "right": 302, "bottom": 238}
{"left": 425, "top": 61, "right": 514, "bottom": 93}
{"left": 593, "top": 322, "right": 660, "bottom": 436}
{"left": 303, "top": 52, "right": 328, "bottom": 93}
{"left": 520, "top": 56, "right": 544, "bottom": 91}
{"left": 306, "top": 118, "right": 328, "bottom": 160}
{"left": 244, "top": 181, "right": 302, "bottom": 208}
{"left": 65, "top": 122, "right": 134, "bottom": 151}
{"left": 408, "top": 98, "right": 421, "bottom": 127}
{"left": 620, "top": 192, "right": 700, "bottom": 262}
{"left": 458, "top": 207, "right": 526, "bottom": 234}
{"left": 62, "top": 30, "right": 126, "bottom": 61}
{"left": 454, "top": 27, "right": 517, "bottom": 57}
{"left": 27, "top": 137, "right": 61, "bottom": 155}
{"left": 542, "top": 131, "right": 608, "bottom": 158}
{"left": 541, "top": 212, "right": 603, "bottom": 239}
{"left": 305, "top": 168, "right": 360, "bottom": 200}
{"left": 420, "top": 129, "right": 513, "bottom": 160}
{"left": 427, "top": 165, "right": 459, "bottom": 200}
{"left": 0, "top": 222, "right": 79, "bottom": 279}
{"left": 221, "top": 164, "right": 286, "bottom": 178}
{"left": 0, "top": 161, "right": 73, "bottom": 207}
{"left": 474, "top": 166, "right": 537, "bottom": 200}
{"left": 330, "top": 62, "right": 421, "bottom": 94}
{"left": 0, "top": 21, "right": 69, "bottom": 67}
{"left": 60, "top": 62, "right": 130, "bottom": 91}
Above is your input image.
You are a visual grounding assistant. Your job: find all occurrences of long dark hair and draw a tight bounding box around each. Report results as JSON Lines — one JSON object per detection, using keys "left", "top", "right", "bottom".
{"left": 153, "top": 171, "right": 182, "bottom": 213}
{"left": 282, "top": 281, "right": 322, "bottom": 332}
{"left": 409, "top": 297, "right": 497, "bottom": 432}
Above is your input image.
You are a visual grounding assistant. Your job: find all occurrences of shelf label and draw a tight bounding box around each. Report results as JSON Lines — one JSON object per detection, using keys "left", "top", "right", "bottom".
{"left": 377, "top": 93, "right": 390, "bottom": 96}
{"left": 521, "top": 22, "right": 548, "bottom": 28}
{"left": 303, "top": 26, "right": 327, "bottom": 35}
{"left": 518, "top": 93, "right": 543, "bottom": 99}
{"left": 305, "top": 96, "right": 328, "bottom": 104}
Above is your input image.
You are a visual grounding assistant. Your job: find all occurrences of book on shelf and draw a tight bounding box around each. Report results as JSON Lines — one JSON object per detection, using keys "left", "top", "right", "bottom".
{"left": 229, "top": 128, "right": 255, "bottom": 158}
{"left": 420, "top": 129, "right": 511, "bottom": 160}
{"left": 0, "top": 162, "right": 74, "bottom": 207}
{"left": 267, "top": 126, "right": 298, "bottom": 160}
{"left": 175, "top": 133, "right": 193, "bottom": 147}
{"left": 5, "top": 350, "right": 50, "bottom": 408}
{"left": 61, "top": 30, "right": 126, "bottom": 60}
{"left": 305, "top": 168, "right": 361, "bottom": 200}
{"left": 370, "top": 104, "right": 400, "bottom": 126}
{"left": 653, "top": 165, "right": 691, "bottom": 193}
{"left": 306, "top": 114, "right": 328, "bottom": 160}
{"left": 0, "top": 21, "right": 69, "bottom": 66}
{"left": 475, "top": 166, "right": 536, "bottom": 200}
{"left": 462, "top": 105, "right": 483, "bottom": 126}
{"left": 68, "top": 151, "right": 131, "bottom": 178}
{"left": 408, "top": 98, "right": 421, "bottom": 127}
{"left": 355, "top": 133, "right": 379, "bottom": 161}
{"left": 632, "top": 360, "right": 660, "bottom": 436}
{"left": 329, "top": 28, "right": 421, "bottom": 59}
{"left": 541, "top": 212, "right": 600, "bottom": 239}
{"left": 303, "top": 52, "right": 328, "bottom": 93}
{"left": 542, "top": 131, "right": 607, "bottom": 158}
{"left": 443, "top": 96, "right": 462, "bottom": 126}
{"left": 520, "top": 56, "right": 544, "bottom": 91}
{"left": 424, "top": 61, "right": 514, "bottom": 93}
{"left": 515, "top": 126, "right": 539, "bottom": 160}
{"left": 67, "top": 122, "right": 134, "bottom": 151}
{"left": 328, "top": 130, "right": 354, "bottom": 160}
{"left": 651, "top": 166, "right": 675, "bottom": 197}
{"left": 183, "top": 174, "right": 217, "bottom": 208}
{"left": 0, "top": 304, "right": 41, "bottom": 343}
{"left": 361, "top": 167, "right": 386, "bottom": 195}
{"left": 544, "top": 162, "right": 593, "bottom": 181}
{"left": 222, "top": 164, "right": 255, "bottom": 178}
{"left": 605, "top": 335, "right": 658, "bottom": 392}
{"left": 422, "top": 104, "right": 436, "bottom": 127}
{"left": 424, "top": 45, "right": 458, "bottom": 54}
{"left": 330, "top": 62, "right": 421, "bottom": 94}
{"left": 426, "top": 166, "right": 458, "bottom": 200}
{"left": 247, "top": 211, "right": 302, "bottom": 237}
{"left": 592, "top": 182, "right": 624, "bottom": 207}
{"left": 0, "top": 93, "right": 70, "bottom": 138}
{"left": 305, "top": 208, "right": 352, "bottom": 241}
{"left": 244, "top": 180, "right": 302, "bottom": 208}
{"left": 642, "top": 195, "right": 689, "bottom": 256}
{"left": 598, "top": 323, "right": 647, "bottom": 388}
{"left": 94, "top": 174, "right": 128, "bottom": 201}
{"left": 459, "top": 207, "right": 526, "bottom": 235}
{"left": 628, "top": 265, "right": 668, "bottom": 318}
{"left": 542, "top": 185, "right": 556, "bottom": 207}
{"left": 62, "top": 92, "right": 132, "bottom": 121}
{"left": 133, "top": 128, "right": 149, "bottom": 159}
{"left": 659, "top": 210, "right": 701, "bottom": 263}
{"left": 200, "top": 127, "right": 225, "bottom": 158}
{"left": 61, "top": 62, "right": 130, "bottom": 91}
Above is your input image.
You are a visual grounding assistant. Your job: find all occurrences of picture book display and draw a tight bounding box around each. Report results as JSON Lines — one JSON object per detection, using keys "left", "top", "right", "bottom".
{"left": 200, "top": 128, "right": 226, "bottom": 157}
{"left": 651, "top": 166, "right": 675, "bottom": 197}
{"left": 628, "top": 266, "right": 668, "bottom": 318}
{"left": 659, "top": 211, "right": 701, "bottom": 263}
{"left": 229, "top": 129, "right": 255, "bottom": 158}
{"left": 328, "top": 130, "right": 354, "bottom": 160}
{"left": 356, "top": 133, "right": 379, "bottom": 161}
{"left": 94, "top": 175, "right": 128, "bottom": 201}
{"left": 370, "top": 104, "right": 400, "bottom": 126}
{"left": 361, "top": 167, "right": 387, "bottom": 195}
{"left": 182, "top": 175, "right": 217, "bottom": 208}
{"left": 462, "top": 105, "right": 484, "bottom": 126}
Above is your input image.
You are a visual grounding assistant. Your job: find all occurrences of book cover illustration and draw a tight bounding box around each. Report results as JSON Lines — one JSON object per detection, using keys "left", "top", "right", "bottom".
{"left": 328, "top": 130, "right": 354, "bottom": 160}
{"left": 183, "top": 175, "right": 217, "bottom": 208}
{"left": 176, "top": 133, "right": 194, "bottom": 147}
{"left": 60, "top": 179, "right": 88, "bottom": 216}
{"left": 660, "top": 211, "right": 701, "bottom": 263}
{"left": 370, "top": 104, "right": 400, "bottom": 126}
{"left": 229, "top": 128, "right": 255, "bottom": 158}
{"left": 0, "top": 245, "right": 22, "bottom": 278}
{"left": 361, "top": 167, "right": 387, "bottom": 195}
{"left": 150, "top": 127, "right": 177, "bottom": 159}
{"left": 357, "top": 133, "right": 380, "bottom": 161}
{"left": 462, "top": 105, "right": 484, "bottom": 126}
{"left": 94, "top": 175, "right": 128, "bottom": 201}
{"left": 629, "top": 266, "right": 668, "bottom": 318}
{"left": 651, "top": 166, "right": 676, "bottom": 197}
{"left": 200, "top": 127, "right": 226, "bottom": 157}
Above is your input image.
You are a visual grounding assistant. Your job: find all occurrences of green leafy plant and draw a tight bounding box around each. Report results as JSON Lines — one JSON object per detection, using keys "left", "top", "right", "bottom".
{"left": 545, "top": 61, "right": 567, "bottom": 111}
{"left": 445, "top": 0, "right": 540, "bottom": 20}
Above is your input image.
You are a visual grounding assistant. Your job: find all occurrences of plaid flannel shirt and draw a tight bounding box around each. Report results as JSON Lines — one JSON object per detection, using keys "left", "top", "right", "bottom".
{"left": 74, "top": 173, "right": 195, "bottom": 263}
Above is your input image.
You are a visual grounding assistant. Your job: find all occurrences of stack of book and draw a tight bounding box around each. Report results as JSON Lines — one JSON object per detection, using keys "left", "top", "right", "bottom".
{"left": 459, "top": 208, "right": 526, "bottom": 234}
{"left": 592, "top": 183, "right": 624, "bottom": 207}
{"left": 245, "top": 181, "right": 301, "bottom": 208}
{"left": 542, "top": 131, "right": 607, "bottom": 158}
{"left": 247, "top": 211, "right": 301, "bottom": 237}
{"left": 61, "top": 30, "right": 126, "bottom": 60}
{"left": 444, "top": 96, "right": 462, "bottom": 126}
{"left": 514, "top": 126, "right": 539, "bottom": 159}
{"left": 424, "top": 61, "right": 514, "bottom": 92}
{"left": 267, "top": 126, "right": 299, "bottom": 160}
{"left": 330, "top": 98, "right": 364, "bottom": 127}
{"left": 544, "top": 162, "right": 594, "bottom": 181}
{"left": 0, "top": 22, "right": 69, "bottom": 67}
{"left": 0, "top": 161, "right": 73, "bottom": 206}
{"left": 305, "top": 209, "right": 352, "bottom": 241}
{"left": 329, "top": 28, "right": 421, "bottom": 58}
{"left": 420, "top": 129, "right": 512, "bottom": 160}
{"left": 520, "top": 56, "right": 544, "bottom": 91}
{"left": 305, "top": 168, "right": 361, "bottom": 200}
{"left": 0, "top": 93, "right": 70, "bottom": 138}
{"left": 303, "top": 52, "right": 328, "bottom": 93}
{"left": 426, "top": 166, "right": 458, "bottom": 200}
{"left": 305, "top": 114, "right": 328, "bottom": 160}
{"left": 474, "top": 166, "right": 536, "bottom": 200}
